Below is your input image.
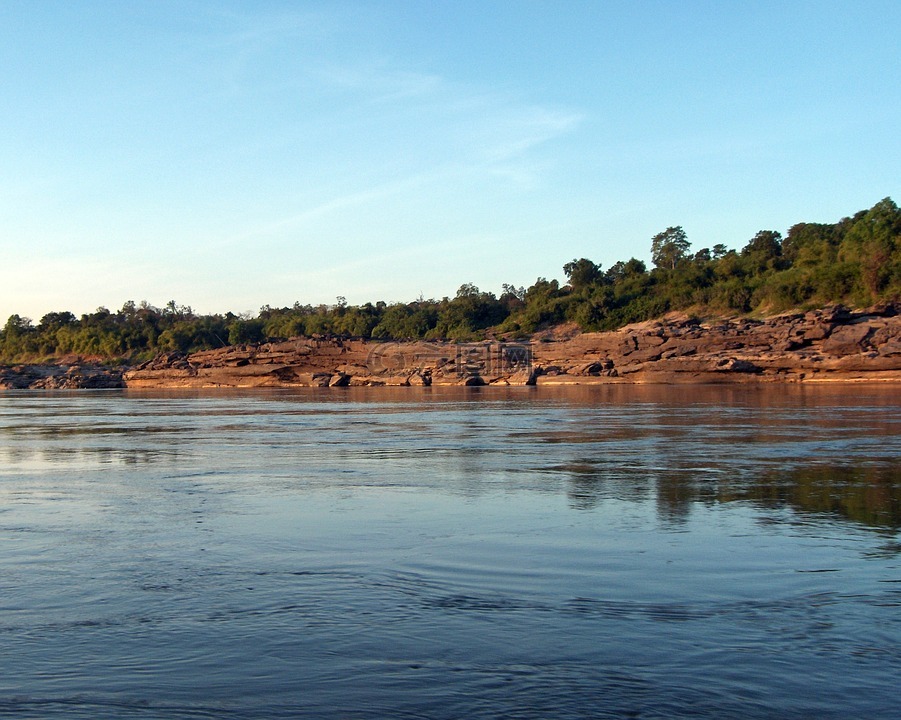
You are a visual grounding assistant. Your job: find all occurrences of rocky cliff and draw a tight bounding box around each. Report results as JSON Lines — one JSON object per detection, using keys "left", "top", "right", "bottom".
{"left": 3, "top": 305, "right": 900, "bottom": 390}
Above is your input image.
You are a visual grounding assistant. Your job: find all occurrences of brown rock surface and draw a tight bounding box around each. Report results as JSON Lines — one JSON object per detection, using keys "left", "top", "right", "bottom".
{"left": 122, "top": 306, "right": 901, "bottom": 388}
{"left": 0, "top": 363, "right": 125, "bottom": 389}
{"left": 8, "top": 305, "right": 901, "bottom": 390}
{"left": 122, "top": 337, "right": 540, "bottom": 388}
{"left": 529, "top": 305, "right": 901, "bottom": 384}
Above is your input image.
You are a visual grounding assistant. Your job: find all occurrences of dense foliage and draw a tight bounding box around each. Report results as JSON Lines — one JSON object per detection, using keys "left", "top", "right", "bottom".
{"left": 3, "top": 198, "right": 900, "bottom": 363}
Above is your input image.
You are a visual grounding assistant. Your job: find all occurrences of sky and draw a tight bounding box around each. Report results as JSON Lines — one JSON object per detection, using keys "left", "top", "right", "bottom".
{"left": 1, "top": 0, "right": 899, "bottom": 322}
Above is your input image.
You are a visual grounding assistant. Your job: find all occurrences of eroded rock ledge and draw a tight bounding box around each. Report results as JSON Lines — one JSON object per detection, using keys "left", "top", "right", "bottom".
{"left": 0, "top": 363, "right": 125, "bottom": 390}
{"left": 121, "top": 304, "right": 901, "bottom": 388}
{"left": 529, "top": 304, "right": 901, "bottom": 385}
{"left": 3, "top": 305, "right": 900, "bottom": 390}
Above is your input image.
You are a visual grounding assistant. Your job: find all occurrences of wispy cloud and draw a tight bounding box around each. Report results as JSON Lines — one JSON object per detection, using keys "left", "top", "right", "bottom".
{"left": 208, "top": 6, "right": 338, "bottom": 48}
{"left": 314, "top": 62, "right": 443, "bottom": 103}
{"left": 224, "top": 170, "right": 437, "bottom": 245}
{"left": 173, "top": 6, "right": 587, "bottom": 261}
{"left": 480, "top": 106, "right": 584, "bottom": 162}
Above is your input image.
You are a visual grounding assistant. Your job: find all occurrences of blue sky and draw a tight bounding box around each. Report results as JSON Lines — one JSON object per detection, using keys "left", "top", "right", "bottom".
{"left": 1, "top": 1, "right": 898, "bottom": 321}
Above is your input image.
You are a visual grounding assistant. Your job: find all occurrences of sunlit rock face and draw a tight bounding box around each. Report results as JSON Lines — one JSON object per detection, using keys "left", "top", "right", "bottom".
{"left": 111, "top": 304, "right": 901, "bottom": 389}
{"left": 6, "top": 305, "right": 895, "bottom": 389}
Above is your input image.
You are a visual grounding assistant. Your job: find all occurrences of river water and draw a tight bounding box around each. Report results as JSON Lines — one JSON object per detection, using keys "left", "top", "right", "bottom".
{"left": 0, "top": 385, "right": 899, "bottom": 719}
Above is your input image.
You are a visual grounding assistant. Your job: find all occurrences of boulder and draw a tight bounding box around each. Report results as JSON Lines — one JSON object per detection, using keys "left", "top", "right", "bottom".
{"left": 573, "top": 361, "right": 604, "bottom": 376}
{"left": 822, "top": 323, "right": 873, "bottom": 355}
{"left": 406, "top": 371, "right": 430, "bottom": 386}
{"left": 328, "top": 373, "right": 351, "bottom": 387}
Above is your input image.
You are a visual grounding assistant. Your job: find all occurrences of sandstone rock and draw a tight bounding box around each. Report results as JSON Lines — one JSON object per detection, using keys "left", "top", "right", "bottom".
{"left": 21, "top": 306, "right": 890, "bottom": 392}
{"left": 507, "top": 368, "right": 539, "bottom": 385}
{"left": 629, "top": 348, "right": 663, "bottom": 363}
{"left": 339, "top": 363, "right": 371, "bottom": 376}
{"left": 635, "top": 334, "right": 666, "bottom": 350}
{"left": 718, "top": 359, "right": 760, "bottom": 374}
{"left": 801, "top": 323, "right": 832, "bottom": 341}
{"left": 406, "top": 371, "right": 430, "bottom": 386}
{"left": 822, "top": 323, "right": 874, "bottom": 355}
{"left": 877, "top": 339, "right": 901, "bottom": 356}
{"left": 573, "top": 362, "right": 604, "bottom": 375}
{"left": 867, "top": 302, "right": 900, "bottom": 317}
{"left": 662, "top": 344, "right": 699, "bottom": 358}
{"left": 1, "top": 364, "right": 124, "bottom": 389}
{"left": 381, "top": 375, "right": 413, "bottom": 386}
{"left": 820, "top": 305, "right": 854, "bottom": 323}
{"left": 620, "top": 336, "right": 638, "bottom": 354}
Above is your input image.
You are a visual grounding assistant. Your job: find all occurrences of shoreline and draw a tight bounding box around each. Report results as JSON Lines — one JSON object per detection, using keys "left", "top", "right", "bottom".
{"left": 3, "top": 305, "right": 901, "bottom": 389}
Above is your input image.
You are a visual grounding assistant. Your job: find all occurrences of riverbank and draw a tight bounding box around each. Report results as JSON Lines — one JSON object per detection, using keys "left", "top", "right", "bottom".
{"left": 3, "top": 304, "right": 900, "bottom": 389}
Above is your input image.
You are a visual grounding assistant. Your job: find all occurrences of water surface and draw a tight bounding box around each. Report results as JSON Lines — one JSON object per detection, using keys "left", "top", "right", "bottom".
{"left": 1, "top": 385, "right": 899, "bottom": 718}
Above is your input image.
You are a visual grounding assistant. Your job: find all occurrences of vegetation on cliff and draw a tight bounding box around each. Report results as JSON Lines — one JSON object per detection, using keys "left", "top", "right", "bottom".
{"left": 2, "top": 197, "right": 900, "bottom": 363}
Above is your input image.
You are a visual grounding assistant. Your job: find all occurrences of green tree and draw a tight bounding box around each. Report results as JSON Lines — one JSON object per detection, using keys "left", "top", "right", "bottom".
{"left": 228, "top": 319, "right": 265, "bottom": 345}
{"left": 431, "top": 285, "right": 506, "bottom": 340}
{"left": 838, "top": 197, "right": 901, "bottom": 299}
{"left": 741, "top": 230, "right": 783, "bottom": 273}
{"left": 563, "top": 258, "right": 602, "bottom": 289}
{"left": 38, "top": 311, "right": 76, "bottom": 332}
{"left": 782, "top": 222, "right": 840, "bottom": 267}
{"left": 712, "top": 243, "right": 729, "bottom": 260}
{"left": 1, "top": 314, "right": 35, "bottom": 357}
{"left": 651, "top": 226, "right": 690, "bottom": 269}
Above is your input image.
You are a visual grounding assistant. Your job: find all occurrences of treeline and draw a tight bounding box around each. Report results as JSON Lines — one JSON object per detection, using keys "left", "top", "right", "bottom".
{"left": 2, "top": 197, "right": 899, "bottom": 363}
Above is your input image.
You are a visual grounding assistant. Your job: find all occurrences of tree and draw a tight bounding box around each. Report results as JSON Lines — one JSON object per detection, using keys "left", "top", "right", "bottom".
{"left": 436, "top": 285, "right": 506, "bottom": 339}
{"left": 606, "top": 258, "right": 648, "bottom": 283}
{"left": 500, "top": 284, "right": 526, "bottom": 313}
{"left": 228, "top": 319, "right": 265, "bottom": 345}
{"left": 3, "top": 314, "right": 32, "bottom": 335}
{"left": 623, "top": 258, "right": 647, "bottom": 276}
{"left": 838, "top": 197, "right": 901, "bottom": 298}
{"left": 712, "top": 244, "right": 729, "bottom": 260}
{"left": 742, "top": 230, "right": 782, "bottom": 259}
{"left": 741, "top": 230, "right": 783, "bottom": 273}
{"left": 38, "top": 311, "right": 76, "bottom": 332}
{"left": 1, "top": 315, "right": 36, "bottom": 357}
{"left": 782, "top": 222, "right": 839, "bottom": 266}
{"left": 563, "top": 258, "right": 602, "bottom": 289}
{"left": 651, "top": 226, "right": 690, "bottom": 269}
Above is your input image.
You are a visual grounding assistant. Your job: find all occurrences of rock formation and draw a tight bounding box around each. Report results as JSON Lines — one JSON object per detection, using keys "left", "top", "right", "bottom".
{"left": 528, "top": 304, "right": 901, "bottom": 384}
{"left": 4, "top": 305, "right": 900, "bottom": 389}
{"left": 119, "top": 304, "right": 901, "bottom": 388}
{"left": 0, "top": 364, "right": 125, "bottom": 390}
{"left": 122, "top": 338, "right": 540, "bottom": 388}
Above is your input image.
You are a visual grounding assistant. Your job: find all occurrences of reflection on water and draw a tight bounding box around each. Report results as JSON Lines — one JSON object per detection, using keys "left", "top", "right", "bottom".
{"left": 751, "top": 464, "right": 901, "bottom": 530}
{"left": 556, "top": 459, "right": 901, "bottom": 530}
{"left": 0, "top": 385, "right": 899, "bottom": 719}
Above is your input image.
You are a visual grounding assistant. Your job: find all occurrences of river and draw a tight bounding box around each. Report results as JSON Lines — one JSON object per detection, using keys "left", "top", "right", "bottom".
{"left": 1, "top": 385, "right": 899, "bottom": 719}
